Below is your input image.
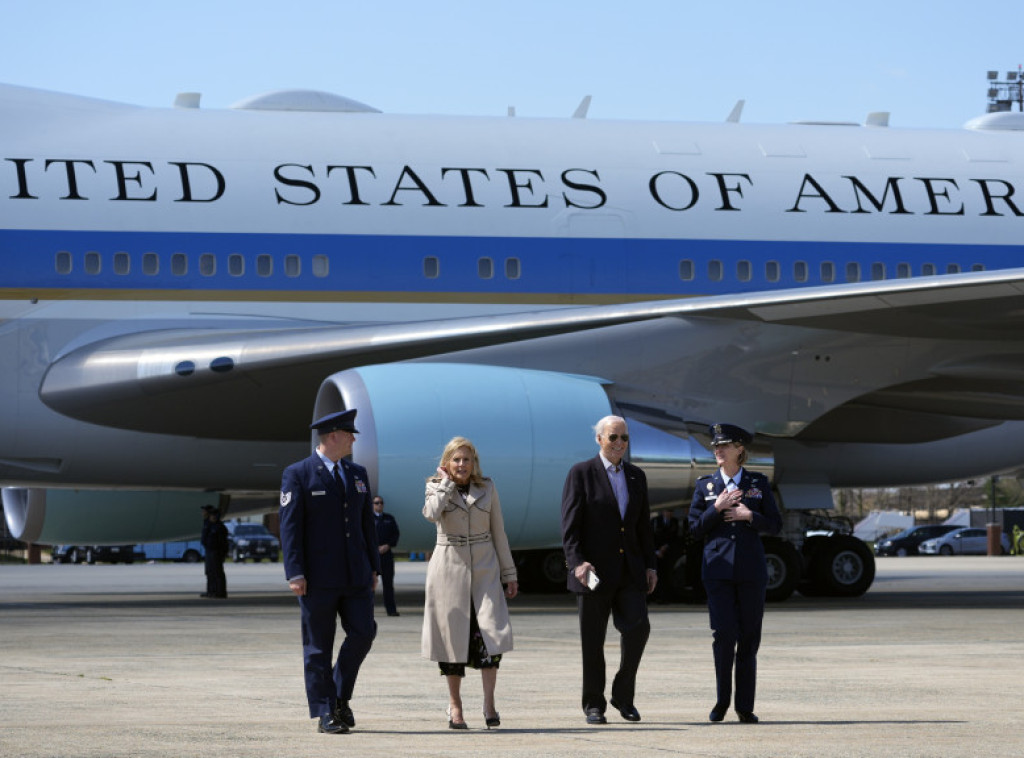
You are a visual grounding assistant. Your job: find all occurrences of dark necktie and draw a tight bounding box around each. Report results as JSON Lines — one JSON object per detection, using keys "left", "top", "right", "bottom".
{"left": 333, "top": 464, "right": 344, "bottom": 491}
{"left": 727, "top": 478, "right": 737, "bottom": 491}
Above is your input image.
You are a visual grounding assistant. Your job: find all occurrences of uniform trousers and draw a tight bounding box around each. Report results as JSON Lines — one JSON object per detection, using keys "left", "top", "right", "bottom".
{"left": 576, "top": 576, "right": 650, "bottom": 712}
{"left": 378, "top": 550, "right": 397, "bottom": 614}
{"left": 298, "top": 585, "right": 377, "bottom": 718}
{"left": 703, "top": 577, "right": 766, "bottom": 712}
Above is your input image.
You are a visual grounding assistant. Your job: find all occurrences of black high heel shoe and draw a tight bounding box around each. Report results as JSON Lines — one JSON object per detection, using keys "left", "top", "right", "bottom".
{"left": 447, "top": 706, "right": 468, "bottom": 730}
{"left": 484, "top": 711, "right": 501, "bottom": 729}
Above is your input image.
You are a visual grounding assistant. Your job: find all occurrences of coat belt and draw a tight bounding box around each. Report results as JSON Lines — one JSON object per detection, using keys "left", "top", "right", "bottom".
{"left": 436, "top": 532, "right": 492, "bottom": 547}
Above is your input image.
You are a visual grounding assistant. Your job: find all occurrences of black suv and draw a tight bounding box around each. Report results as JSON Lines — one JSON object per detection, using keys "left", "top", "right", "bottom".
{"left": 874, "top": 524, "right": 959, "bottom": 556}
{"left": 226, "top": 522, "right": 280, "bottom": 563}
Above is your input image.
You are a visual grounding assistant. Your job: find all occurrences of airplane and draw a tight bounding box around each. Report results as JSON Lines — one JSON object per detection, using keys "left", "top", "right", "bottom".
{"left": 4, "top": 81, "right": 1024, "bottom": 601}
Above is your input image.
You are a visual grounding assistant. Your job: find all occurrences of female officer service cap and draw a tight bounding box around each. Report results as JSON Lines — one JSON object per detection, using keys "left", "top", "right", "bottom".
{"left": 709, "top": 423, "right": 752, "bottom": 446}
{"left": 310, "top": 409, "right": 359, "bottom": 434}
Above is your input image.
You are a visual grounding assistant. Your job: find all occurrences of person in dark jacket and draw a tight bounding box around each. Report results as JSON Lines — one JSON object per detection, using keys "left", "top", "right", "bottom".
{"left": 199, "top": 505, "right": 228, "bottom": 599}
{"left": 373, "top": 495, "right": 401, "bottom": 616}
{"left": 279, "top": 409, "right": 380, "bottom": 735}
{"left": 688, "top": 423, "right": 782, "bottom": 725}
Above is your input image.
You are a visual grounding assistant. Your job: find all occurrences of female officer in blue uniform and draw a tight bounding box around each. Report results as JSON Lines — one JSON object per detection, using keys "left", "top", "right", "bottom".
{"left": 688, "top": 424, "right": 782, "bottom": 724}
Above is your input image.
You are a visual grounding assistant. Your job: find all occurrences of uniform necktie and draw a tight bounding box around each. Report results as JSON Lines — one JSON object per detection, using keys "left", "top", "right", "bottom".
{"left": 333, "top": 464, "right": 344, "bottom": 491}
{"left": 726, "top": 478, "right": 737, "bottom": 491}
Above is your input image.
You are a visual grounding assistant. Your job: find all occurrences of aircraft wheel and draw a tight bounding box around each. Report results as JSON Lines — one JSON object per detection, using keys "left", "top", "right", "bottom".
{"left": 762, "top": 536, "right": 800, "bottom": 602}
{"left": 813, "top": 535, "right": 875, "bottom": 596}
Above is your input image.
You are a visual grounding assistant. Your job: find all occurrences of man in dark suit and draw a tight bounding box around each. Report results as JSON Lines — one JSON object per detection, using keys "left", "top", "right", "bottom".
{"left": 650, "top": 510, "right": 680, "bottom": 603}
{"left": 688, "top": 423, "right": 782, "bottom": 725}
{"left": 199, "top": 504, "right": 228, "bottom": 598}
{"left": 561, "top": 415, "right": 657, "bottom": 725}
{"left": 372, "top": 495, "right": 401, "bottom": 616}
{"left": 280, "top": 409, "right": 380, "bottom": 735}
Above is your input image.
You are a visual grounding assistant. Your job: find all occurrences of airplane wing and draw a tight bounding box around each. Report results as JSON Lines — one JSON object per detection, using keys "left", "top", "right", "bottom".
{"left": 40, "top": 266, "right": 1024, "bottom": 440}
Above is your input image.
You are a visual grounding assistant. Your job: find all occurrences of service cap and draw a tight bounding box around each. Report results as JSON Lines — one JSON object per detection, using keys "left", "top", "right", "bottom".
{"left": 709, "top": 423, "right": 752, "bottom": 446}
{"left": 310, "top": 409, "right": 359, "bottom": 434}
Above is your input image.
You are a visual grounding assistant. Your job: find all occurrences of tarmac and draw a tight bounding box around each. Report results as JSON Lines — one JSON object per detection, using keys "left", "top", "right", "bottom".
{"left": 1, "top": 556, "right": 1022, "bottom": 758}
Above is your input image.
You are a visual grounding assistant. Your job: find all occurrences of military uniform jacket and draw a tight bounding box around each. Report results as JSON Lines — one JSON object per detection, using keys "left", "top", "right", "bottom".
{"left": 687, "top": 469, "right": 782, "bottom": 583}
{"left": 279, "top": 454, "right": 380, "bottom": 590}
{"left": 374, "top": 512, "right": 400, "bottom": 549}
{"left": 561, "top": 456, "right": 656, "bottom": 594}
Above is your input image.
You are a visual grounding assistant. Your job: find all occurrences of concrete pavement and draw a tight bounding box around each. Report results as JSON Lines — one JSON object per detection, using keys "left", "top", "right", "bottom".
{"left": 1, "top": 557, "right": 1022, "bottom": 757}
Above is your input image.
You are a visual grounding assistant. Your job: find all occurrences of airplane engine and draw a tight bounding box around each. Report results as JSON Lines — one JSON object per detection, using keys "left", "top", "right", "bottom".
{"left": 1, "top": 488, "right": 263, "bottom": 545}
{"left": 313, "top": 363, "right": 704, "bottom": 577}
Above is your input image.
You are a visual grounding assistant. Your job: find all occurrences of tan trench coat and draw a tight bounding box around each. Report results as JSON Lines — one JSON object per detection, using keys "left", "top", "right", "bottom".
{"left": 421, "top": 477, "right": 518, "bottom": 663}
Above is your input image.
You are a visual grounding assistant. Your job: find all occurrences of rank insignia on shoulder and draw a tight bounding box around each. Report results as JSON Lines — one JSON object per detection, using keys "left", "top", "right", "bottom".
{"left": 280, "top": 491, "right": 292, "bottom": 507}
{"left": 355, "top": 479, "right": 368, "bottom": 493}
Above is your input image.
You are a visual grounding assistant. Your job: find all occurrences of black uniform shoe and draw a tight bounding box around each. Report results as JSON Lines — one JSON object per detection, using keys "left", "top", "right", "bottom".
{"left": 609, "top": 697, "right": 641, "bottom": 722}
{"left": 317, "top": 714, "right": 349, "bottom": 734}
{"left": 585, "top": 707, "right": 607, "bottom": 724}
{"left": 333, "top": 701, "right": 355, "bottom": 729}
{"left": 387, "top": 611, "right": 401, "bottom": 616}
{"left": 709, "top": 704, "right": 728, "bottom": 722}
{"left": 736, "top": 711, "right": 759, "bottom": 724}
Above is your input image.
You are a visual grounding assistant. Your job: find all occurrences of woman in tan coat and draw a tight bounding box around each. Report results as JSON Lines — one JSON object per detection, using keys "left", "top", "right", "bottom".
{"left": 422, "top": 436, "right": 518, "bottom": 730}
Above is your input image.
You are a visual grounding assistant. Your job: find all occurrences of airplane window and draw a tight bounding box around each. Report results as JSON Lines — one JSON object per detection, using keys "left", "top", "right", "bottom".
{"left": 971, "top": 263, "right": 985, "bottom": 272}
{"left": 820, "top": 261, "right": 834, "bottom": 283}
{"left": 679, "top": 260, "right": 694, "bottom": 281}
{"left": 285, "top": 255, "right": 301, "bottom": 277}
{"left": 257, "top": 255, "right": 272, "bottom": 277}
{"left": 55, "top": 251, "right": 72, "bottom": 275}
{"left": 921, "top": 263, "right": 936, "bottom": 276}
{"left": 870, "top": 263, "right": 885, "bottom": 281}
{"left": 112, "top": 252, "right": 130, "bottom": 275}
{"left": 946, "top": 263, "right": 961, "bottom": 274}
{"left": 737, "top": 260, "right": 752, "bottom": 282}
{"left": 765, "top": 260, "right": 780, "bottom": 282}
{"left": 84, "top": 251, "right": 101, "bottom": 275}
{"left": 312, "top": 255, "right": 329, "bottom": 278}
{"left": 171, "top": 253, "right": 188, "bottom": 276}
{"left": 845, "top": 262, "right": 861, "bottom": 282}
{"left": 423, "top": 256, "right": 439, "bottom": 279}
{"left": 794, "top": 261, "right": 808, "bottom": 283}
{"left": 708, "top": 260, "right": 723, "bottom": 282}
{"left": 505, "top": 257, "right": 521, "bottom": 279}
{"left": 199, "top": 253, "right": 216, "bottom": 277}
{"left": 142, "top": 253, "right": 159, "bottom": 275}
{"left": 228, "top": 254, "right": 244, "bottom": 277}
{"left": 478, "top": 257, "right": 494, "bottom": 279}
{"left": 896, "top": 262, "right": 911, "bottom": 279}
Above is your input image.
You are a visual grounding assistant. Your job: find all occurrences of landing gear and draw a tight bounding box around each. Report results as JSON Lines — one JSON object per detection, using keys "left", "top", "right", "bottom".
{"left": 762, "top": 536, "right": 801, "bottom": 602}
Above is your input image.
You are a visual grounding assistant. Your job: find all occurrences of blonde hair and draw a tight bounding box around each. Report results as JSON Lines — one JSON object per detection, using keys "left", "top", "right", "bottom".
{"left": 432, "top": 436, "right": 486, "bottom": 485}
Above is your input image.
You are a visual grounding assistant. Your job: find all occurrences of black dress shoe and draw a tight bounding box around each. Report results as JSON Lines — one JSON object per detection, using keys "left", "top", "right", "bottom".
{"left": 709, "top": 704, "right": 728, "bottom": 722}
{"left": 333, "top": 701, "right": 355, "bottom": 729}
{"left": 585, "top": 707, "right": 607, "bottom": 724}
{"left": 387, "top": 611, "right": 400, "bottom": 616}
{"left": 609, "top": 697, "right": 641, "bottom": 722}
{"left": 317, "top": 714, "right": 349, "bottom": 734}
{"left": 736, "top": 710, "right": 759, "bottom": 724}
{"left": 447, "top": 706, "right": 468, "bottom": 730}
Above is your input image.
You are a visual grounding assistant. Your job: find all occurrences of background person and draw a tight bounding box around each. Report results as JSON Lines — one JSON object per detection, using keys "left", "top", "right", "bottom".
{"left": 199, "top": 505, "right": 228, "bottom": 599}
{"left": 650, "top": 509, "right": 680, "bottom": 603}
{"left": 561, "top": 415, "right": 657, "bottom": 725}
{"left": 422, "top": 436, "right": 518, "bottom": 730}
{"left": 688, "top": 423, "right": 782, "bottom": 724}
{"left": 373, "top": 495, "right": 401, "bottom": 616}
{"left": 279, "top": 409, "right": 380, "bottom": 735}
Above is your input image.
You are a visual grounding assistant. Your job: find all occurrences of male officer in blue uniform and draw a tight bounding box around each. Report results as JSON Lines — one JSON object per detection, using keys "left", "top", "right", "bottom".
{"left": 372, "top": 495, "right": 401, "bottom": 616}
{"left": 688, "top": 423, "right": 782, "bottom": 724}
{"left": 280, "top": 408, "right": 380, "bottom": 735}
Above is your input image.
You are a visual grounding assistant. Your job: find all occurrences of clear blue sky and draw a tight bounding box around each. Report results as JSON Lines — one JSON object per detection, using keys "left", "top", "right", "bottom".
{"left": 1, "top": 0, "right": 1020, "bottom": 128}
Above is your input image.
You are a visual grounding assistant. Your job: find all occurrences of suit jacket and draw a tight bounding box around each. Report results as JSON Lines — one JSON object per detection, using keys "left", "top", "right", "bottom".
{"left": 374, "top": 512, "right": 400, "bottom": 549}
{"left": 279, "top": 453, "right": 380, "bottom": 590}
{"left": 651, "top": 513, "right": 680, "bottom": 550}
{"left": 561, "top": 455, "right": 656, "bottom": 594}
{"left": 687, "top": 469, "right": 782, "bottom": 583}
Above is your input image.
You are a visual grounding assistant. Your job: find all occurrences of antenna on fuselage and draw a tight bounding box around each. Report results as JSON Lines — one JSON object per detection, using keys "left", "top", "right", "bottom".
{"left": 573, "top": 95, "right": 592, "bottom": 119}
{"left": 174, "top": 92, "right": 201, "bottom": 109}
{"left": 726, "top": 99, "right": 744, "bottom": 123}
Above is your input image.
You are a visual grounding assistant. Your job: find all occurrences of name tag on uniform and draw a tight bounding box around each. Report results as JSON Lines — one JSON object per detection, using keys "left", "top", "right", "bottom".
{"left": 705, "top": 495, "right": 716, "bottom": 501}
{"left": 312, "top": 490, "right": 326, "bottom": 496}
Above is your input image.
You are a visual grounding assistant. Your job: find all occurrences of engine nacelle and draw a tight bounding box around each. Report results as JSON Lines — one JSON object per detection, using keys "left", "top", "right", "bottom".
{"left": 1, "top": 488, "right": 265, "bottom": 545}
{"left": 314, "top": 363, "right": 706, "bottom": 550}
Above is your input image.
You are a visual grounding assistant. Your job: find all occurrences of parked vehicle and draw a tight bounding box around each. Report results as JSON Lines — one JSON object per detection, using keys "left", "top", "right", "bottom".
{"left": 226, "top": 521, "right": 280, "bottom": 563}
{"left": 919, "top": 527, "right": 1011, "bottom": 556}
{"left": 874, "top": 524, "right": 960, "bottom": 556}
{"left": 140, "top": 540, "right": 204, "bottom": 563}
{"left": 53, "top": 544, "right": 145, "bottom": 564}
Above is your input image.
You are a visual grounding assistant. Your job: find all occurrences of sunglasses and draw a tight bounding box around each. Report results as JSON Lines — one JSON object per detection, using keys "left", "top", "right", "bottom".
{"left": 605, "top": 433, "right": 629, "bottom": 442}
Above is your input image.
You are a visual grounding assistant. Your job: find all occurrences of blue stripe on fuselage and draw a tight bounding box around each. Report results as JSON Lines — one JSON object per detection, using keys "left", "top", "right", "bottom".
{"left": 0, "top": 228, "right": 1020, "bottom": 297}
